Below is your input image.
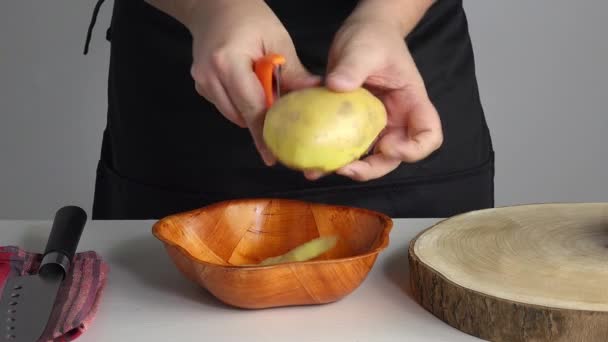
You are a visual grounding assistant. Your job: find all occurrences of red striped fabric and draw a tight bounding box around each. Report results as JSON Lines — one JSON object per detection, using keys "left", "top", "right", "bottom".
{"left": 0, "top": 247, "right": 108, "bottom": 342}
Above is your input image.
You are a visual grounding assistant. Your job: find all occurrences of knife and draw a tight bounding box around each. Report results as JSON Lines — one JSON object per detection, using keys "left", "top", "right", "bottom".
{"left": 0, "top": 205, "right": 87, "bottom": 342}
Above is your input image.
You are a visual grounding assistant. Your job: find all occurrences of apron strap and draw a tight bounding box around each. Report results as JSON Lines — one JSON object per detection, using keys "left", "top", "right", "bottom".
{"left": 83, "top": 0, "right": 107, "bottom": 55}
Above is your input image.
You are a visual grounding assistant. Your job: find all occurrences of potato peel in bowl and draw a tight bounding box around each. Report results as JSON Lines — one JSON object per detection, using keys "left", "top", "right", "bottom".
{"left": 256, "top": 235, "right": 339, "bottom": 266}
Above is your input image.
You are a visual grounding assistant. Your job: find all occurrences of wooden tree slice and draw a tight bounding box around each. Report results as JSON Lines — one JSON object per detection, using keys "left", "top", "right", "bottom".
{"left": 408, "top": 203, "right": 608, "bottom": 342}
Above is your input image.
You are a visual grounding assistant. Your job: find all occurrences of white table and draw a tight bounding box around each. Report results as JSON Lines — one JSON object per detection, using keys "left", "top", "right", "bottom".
{"left": 0, "top": 219, "right": 482, "bottom": 341}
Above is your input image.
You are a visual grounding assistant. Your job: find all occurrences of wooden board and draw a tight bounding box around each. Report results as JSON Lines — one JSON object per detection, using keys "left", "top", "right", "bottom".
{"left": 408, "top": 203, "right": 608, "bottom": 342}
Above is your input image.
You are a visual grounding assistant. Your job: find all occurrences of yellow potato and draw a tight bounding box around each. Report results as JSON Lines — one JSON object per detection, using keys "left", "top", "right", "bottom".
{"left": 263, "top": 87, "right": 387, "bottom": 172}
{"left": 258, "top": 235, "right": 338, "bottom": 266}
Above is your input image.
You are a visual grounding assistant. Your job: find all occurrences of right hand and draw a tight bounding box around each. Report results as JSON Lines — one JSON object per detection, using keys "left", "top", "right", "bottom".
{"left": 185, "top": 0, "right": 320, "bottom": 166}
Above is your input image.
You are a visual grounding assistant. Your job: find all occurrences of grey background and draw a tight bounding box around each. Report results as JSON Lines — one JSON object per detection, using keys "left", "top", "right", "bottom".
{"left": 1, "top": 1, "right": 606, "bottom": 219}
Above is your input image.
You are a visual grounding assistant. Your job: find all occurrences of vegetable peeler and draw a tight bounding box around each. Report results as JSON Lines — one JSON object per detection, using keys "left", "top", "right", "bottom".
{"left": 254, "top": 53, "right": 286, "bottom": 108}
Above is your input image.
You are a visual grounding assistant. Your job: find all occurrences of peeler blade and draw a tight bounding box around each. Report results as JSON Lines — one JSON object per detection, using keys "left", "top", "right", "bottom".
{"left": 273, "top": 64, "right": 281, "bottom": 99}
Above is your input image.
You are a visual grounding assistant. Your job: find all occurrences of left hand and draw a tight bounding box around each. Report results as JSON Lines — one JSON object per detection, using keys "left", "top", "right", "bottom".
{"left": 305, "top": 16, "right": 443, "bottom": 182}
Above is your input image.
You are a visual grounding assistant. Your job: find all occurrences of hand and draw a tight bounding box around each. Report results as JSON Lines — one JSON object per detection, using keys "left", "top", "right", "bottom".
{"left": 306, "top": 16, "right": 443, "bottom": 181}
{"left": 186, "top": 0, "right": 320, "bottom": 166}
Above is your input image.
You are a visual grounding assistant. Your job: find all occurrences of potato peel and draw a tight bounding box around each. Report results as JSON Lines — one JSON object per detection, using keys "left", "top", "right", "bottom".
{"left": 257, "top": 235, "right": 339, "bottom": 266}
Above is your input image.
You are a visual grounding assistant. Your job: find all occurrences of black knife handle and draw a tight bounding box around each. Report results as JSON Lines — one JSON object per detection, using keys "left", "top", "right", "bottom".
{"left": 41, "top": 206, "right": 87, "bottom": 272}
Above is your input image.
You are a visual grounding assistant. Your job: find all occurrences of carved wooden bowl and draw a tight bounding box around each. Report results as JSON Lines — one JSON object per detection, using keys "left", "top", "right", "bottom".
{"left": 152, "top": 198, "right": 393, "bottom": 309}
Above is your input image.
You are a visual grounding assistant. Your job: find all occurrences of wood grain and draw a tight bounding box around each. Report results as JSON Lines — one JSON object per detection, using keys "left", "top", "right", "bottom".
{"left": 152, "top": 198, "right": 392, "bottom": 309}
{"left": 408, "top": 203, "right": 608, "bottom": 342}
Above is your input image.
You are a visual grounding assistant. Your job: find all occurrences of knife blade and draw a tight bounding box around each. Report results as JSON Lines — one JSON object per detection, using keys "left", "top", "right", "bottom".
{"left": 0, "top": 205, "right": 87, "bottom": 342}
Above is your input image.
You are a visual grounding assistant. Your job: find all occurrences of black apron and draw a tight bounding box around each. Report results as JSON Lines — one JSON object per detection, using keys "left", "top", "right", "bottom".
{"left": 85, "top": 0, "right": 494, "bottom": 220}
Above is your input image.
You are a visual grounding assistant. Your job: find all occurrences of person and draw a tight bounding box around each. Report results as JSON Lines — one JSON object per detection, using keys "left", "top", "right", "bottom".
{"left": 84, "top": 0, "right": 494, "bottom": 220}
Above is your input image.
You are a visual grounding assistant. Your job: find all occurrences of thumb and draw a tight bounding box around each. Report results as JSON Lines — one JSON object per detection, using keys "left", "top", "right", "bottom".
{"left": 325, "top": 45, "right": 381, "bottom": 91}
{"left": 279, "top": 48, "right": 322, "bottom": 91}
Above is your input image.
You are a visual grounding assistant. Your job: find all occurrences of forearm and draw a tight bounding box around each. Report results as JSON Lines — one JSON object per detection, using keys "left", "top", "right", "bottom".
{"left": 349, "top": 0, "right": 435, "bottom": 36}
{"left": 144, "top": 0, "right": 199, "bottom": 28}
{"left": 145, "top": 0, "right": 269, "bottom": 34}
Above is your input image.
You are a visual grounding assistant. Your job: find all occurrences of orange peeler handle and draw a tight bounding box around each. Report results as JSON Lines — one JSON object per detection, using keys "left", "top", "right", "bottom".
{"left": 254, "top": 53, "right": 286, "bottom": 108}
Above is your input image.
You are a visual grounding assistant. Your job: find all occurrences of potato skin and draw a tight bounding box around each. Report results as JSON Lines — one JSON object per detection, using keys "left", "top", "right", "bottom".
{"left": 263, "top": 87, "right": 387, "bottom": 172}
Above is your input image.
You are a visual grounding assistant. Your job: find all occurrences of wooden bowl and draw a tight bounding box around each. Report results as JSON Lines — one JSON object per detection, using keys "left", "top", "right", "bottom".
{"left": 151, "top": 198, "right": 393, "bottom": 309}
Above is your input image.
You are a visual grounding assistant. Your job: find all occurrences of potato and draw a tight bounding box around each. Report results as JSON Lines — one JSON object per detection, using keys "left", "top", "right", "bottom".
{"left": 263, "top": 87, "right": 387, "bottom": 172}
{"left": 257, "top": 236, "right": 338, "bottom": 266}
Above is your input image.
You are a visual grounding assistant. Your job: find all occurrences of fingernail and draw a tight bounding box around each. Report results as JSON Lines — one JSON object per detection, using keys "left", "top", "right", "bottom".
{"left": 327, "top": 74, "right": 356, "bottom": 91}
{"left": 337, "top": 167, "right": 354, "bottom": 177}
{"left": 304, "top": 170, "right": 323, "bottom": 180}
{"left": 262, "top": 153, "right": 276, "bottom": 166}
{"left": 291, "top": 75, "right": 322, "bottom": 90}
{"left": 308, "top": 75, "right": 322, "bottom": 84}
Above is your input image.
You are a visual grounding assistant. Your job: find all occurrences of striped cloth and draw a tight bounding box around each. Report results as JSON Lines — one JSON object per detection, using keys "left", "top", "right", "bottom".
{"left": 0, "top": 246, "right": 108, "bottom": 342}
